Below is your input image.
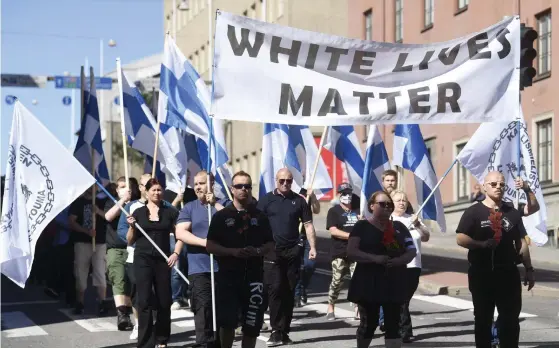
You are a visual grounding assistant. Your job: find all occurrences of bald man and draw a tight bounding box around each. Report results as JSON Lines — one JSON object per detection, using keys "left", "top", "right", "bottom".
{"left": 456, "top": 171, "right": 535, "bottom": 348}
{"left": 257, "top": 168, "right": 317, "bottom": 347}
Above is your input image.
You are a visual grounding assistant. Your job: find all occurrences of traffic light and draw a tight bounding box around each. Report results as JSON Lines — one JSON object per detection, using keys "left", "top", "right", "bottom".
{"left": 520, "top": 23, "right": 538, "bottom": 90}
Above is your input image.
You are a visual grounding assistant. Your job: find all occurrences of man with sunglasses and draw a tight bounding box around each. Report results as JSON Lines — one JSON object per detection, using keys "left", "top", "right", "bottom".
{"left": 207, "top": 171, "right": 275, "bottom": 348}
{"left": 257, "top": 168, "right": 317, "bottom": 347}
{"left": 175, "top": 170, "right": 230, "bottom": 347}
{"left": 456, "top": 171, "right": 535, "bottom": 348}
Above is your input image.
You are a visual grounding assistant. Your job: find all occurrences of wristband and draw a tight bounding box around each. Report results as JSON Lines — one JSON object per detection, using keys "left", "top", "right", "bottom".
{"left": 172, "top": 252, "right": 179, "bottom": 257}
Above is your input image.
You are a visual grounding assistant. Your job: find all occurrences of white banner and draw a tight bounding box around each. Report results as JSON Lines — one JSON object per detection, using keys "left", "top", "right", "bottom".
{"left": 212, "top": 12, "right": 520, "bottom": 126}
{"left": 1, "top": 101, "right": 95, "bottom": 287}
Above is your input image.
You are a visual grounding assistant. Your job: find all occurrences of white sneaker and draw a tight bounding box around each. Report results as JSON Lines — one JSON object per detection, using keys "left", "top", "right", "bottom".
{"left": 129, "top": 325, "right": 138, "bottom": 340}
{"left": 171, "top": 302, "right": 181, "bottom": 310}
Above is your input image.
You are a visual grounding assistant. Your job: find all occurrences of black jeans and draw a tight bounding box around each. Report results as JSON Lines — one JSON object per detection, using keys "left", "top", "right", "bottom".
{"left": 134, "top": 253, "right": 172, "bottom": 348}
{"left": 400, "top": 268, "right": 421, "bottom": 338}
{"left": 468, "top": 265, "right": 521, "bottom": 348}
{"left": 263, "top": 244, "right": 301, "bottom": 334}
{"left": 357, "top": 302, "right": 401, "bottom": 344}
{"left": 190, "top": 273, "right": 216, "bottom": 346}
{"left": 46, "top": 242, "right": 76, "bottom": 305}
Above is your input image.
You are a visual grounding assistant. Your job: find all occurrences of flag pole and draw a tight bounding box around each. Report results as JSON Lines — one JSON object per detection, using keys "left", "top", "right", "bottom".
{"left": 207, "top": 118, "right": 217, "bottom": 336}
{"left": 116, "top": 58, "right": 130, "bottom": 189}
{"left": 89, "top": 67, "right": 97, "bottom": 252}
{"left": 151, "top": 120, "right": 161, "bottom": 178}
{"left": 217, "top": 167, "right": 233, "bottom": 201}
{"left": 413, "top": 158, "right": 458, "bottom": 220}
{"left": 305, "top": 126, "right": 329, "bottom": 199}
{"left": 95, "top": 181, "right": 189, "bottom": 284}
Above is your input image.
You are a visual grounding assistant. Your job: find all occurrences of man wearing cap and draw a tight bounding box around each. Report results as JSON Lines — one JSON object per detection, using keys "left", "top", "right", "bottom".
{"left": 325, "top": 183, "right": 360, "bottom": 320}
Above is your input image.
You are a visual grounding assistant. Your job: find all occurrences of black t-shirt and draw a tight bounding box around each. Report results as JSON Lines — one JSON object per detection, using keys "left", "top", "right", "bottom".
{"left": 207, "top": 203, "right": 274, "bottom": 272}
{"left": 132, "top": 204, "right": 179, "bottom": 257}
{"left": 456, "top": 202, "right": 526, "bottom": 267}
{"left": 104, "top": 200, "right": 127, "bottom": 249}
{"left": 257, "top": 189, "right": 312, "bottom": 248}
{"left": 350, "top": 220, "right": 414, "bottom": 259}
{"left": 326, "top": 204, "right": 360, "bottom": 260}
{"left": 69, "top": 197, "right": 107, "bottom": 244}
{"left": 163, "top": 187, "right": 197, "bottom": 206}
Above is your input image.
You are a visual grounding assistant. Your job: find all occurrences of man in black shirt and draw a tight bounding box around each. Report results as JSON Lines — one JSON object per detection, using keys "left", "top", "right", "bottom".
{"left": 207, "top": 171, "right": 274, "bottom": 348}
{"left": 257, "top": 168, "right": 317, "bottom": 346}
{"left": 456, "top": 171, "right": 535, "bottom": 348}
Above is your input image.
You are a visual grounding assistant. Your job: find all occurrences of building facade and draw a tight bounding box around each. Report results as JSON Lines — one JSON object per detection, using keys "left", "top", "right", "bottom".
{"left": 348, "top": 0, "right": 558, "bottom": 246}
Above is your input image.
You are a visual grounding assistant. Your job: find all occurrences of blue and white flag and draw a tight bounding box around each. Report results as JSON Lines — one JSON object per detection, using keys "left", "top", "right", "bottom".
{"left": 158, "top": 34, "right": 229, "bottom": 173}
{"left": 324, "top": 126, "right": 365, "bottom": 195}
{"left": 1, "top": 101, "right": 95, "bottom": 288}
{"left": 74, "top": 77, "right": 110, "bottom": 186}
{"left": 360, "top": 126, "right": 391, "bottom": 216}
{"left": 260, "top": 124, "right": 332, "bottom": 199}
{"left": 393, "top": 124, "right": 446, "bottom": 232}
{"left": 119, "top": 69, "right": 184, "bottom": 193}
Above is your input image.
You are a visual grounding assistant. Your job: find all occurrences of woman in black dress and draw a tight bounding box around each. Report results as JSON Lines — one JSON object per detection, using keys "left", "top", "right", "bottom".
{"left": 347, "top": 191, "right": 417, "bottom": 348}
{"left": 126, "top": 178, "right": 181, "bottom": 348}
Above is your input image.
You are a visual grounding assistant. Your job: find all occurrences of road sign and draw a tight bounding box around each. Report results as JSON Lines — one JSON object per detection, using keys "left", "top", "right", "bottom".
{"left": 5, "top": 95, "right": 16, "bottom": 105}
{"left": 1, "top": 74, "right": 47, "bottom": 88}
{"left": 62, "top": 96, "right": 72, "bottom": 105}
{"left": 54, "top": 76, "right": 113, "bottom": 90}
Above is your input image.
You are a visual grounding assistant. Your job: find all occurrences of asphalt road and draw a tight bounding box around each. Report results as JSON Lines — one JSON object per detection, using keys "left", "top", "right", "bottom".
{"left": 2, "top": 223, "right": 558, "bottom": 347}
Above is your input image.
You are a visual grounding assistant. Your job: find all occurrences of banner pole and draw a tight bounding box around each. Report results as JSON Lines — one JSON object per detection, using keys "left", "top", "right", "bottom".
{"left": 306, "top": 126, "right": 329, "bottom": 199}
{"left": 116, "top": 58, "right": 130, "bottom": 189}
{"left": 151, "top": 120, "right": 161, "bottom": 178}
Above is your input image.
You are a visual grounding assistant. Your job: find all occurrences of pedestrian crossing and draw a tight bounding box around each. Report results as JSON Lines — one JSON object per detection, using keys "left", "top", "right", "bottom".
{"left": 1, "top": 295, "right": 539, "bottom": 340}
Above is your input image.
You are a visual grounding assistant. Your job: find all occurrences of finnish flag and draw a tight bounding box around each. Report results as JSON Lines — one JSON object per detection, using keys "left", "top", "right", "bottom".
{"left": 393, "top": 124, "right": 446, "bottom": 232}
{"left": 1, "top": 101, "right": 95, "bottom": 288}
{"left": 324, "top": 126, "right": 365, "bottom": 195}
{"left": 360, "top": 125, "right": 391, "bottom": 216}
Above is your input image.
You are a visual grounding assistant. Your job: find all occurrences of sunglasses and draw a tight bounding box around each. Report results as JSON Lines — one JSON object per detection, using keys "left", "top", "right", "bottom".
{"left": 278, "top": 178, "right": 293, "bottom": 185}
{"left": 376, "top": 201, "right": 395, "bottom": 209}
{"left": 232, "top": 184, "right": 252, "bottom": 190}
{"left": 486, "top": 181, "right": 506, "bottom": 188}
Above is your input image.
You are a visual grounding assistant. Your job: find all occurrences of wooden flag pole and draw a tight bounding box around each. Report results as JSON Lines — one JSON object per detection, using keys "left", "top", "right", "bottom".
{"left": 116, "top": 58, "right": 130, "bottom": 188}
{"left": 306, "top": 126, "right": 329, "bottom": 200}
{"left": 88, "top": 67, "right": 97, "bottom": 251}
{"left": 152, "top": 120, "right": 161, "bottom": 178}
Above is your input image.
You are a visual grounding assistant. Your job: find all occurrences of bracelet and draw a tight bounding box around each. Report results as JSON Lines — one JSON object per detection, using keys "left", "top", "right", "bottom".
{"left": 172, "top": 252, "right": 179, "bottom": 257}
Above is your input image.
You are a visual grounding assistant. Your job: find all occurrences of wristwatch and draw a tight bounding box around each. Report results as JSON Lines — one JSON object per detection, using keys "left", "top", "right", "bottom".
{"left": 526, "top": 266, "right": 535, "bottom": 272}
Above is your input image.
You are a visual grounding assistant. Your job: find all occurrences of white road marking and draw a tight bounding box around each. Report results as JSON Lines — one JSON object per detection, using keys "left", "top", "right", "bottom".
{"left": 1, "top": 311, "right": 48, "bottom": 338}
{"left": 412, "top": 295, "right": 537, "bottom": 318}
{"left": 58, "top": 309, "right": 118, "bottom": 332}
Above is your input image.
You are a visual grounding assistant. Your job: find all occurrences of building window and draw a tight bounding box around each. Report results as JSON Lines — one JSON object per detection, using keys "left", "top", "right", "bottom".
{"left": 395, "top": 0, "right": 403, "bottom": 42}
{"left": 456, "top": 143, "right": 468, "bottom": 200}
{"left": 536, "top": 118, "right": 553, "bottom": 182}
{"left": 458, "top": 0, "right": 469, "bottom": 10}
{"left": 424, "top": 0, "right": 434, "bottom": 28}
{"left": 364, "top": 9, "right": 372, "bottom": 41}
{"left": 537, "top": 11, "right": 552, "bottom": 75}
{"left": 425, "top": 137, "right": 436, "bottom": 164}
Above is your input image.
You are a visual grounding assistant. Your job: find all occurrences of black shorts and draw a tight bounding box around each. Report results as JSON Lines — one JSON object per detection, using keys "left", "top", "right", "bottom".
{"left": 216, "top": 269, "right": 266, "bottom": 338}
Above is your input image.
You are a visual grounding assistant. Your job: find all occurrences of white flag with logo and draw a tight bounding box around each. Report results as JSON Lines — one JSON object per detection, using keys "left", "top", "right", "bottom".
{"left": 456, "top": 116, "right": 548, "bottom": 246}
{"left": 1, "top": 101, "right": 96, "bottom": 287}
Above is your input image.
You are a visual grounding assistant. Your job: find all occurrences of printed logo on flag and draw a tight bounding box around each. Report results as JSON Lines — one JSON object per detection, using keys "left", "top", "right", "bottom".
{"left": 0, "top": 147, "right": 17, "bottom": 235}
{"left": 488, "top": 121, "right": 540, "bottom": 201}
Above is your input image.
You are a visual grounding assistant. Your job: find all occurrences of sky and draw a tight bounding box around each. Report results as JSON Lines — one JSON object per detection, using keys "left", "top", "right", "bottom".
{"left": 1, "top": 0, "right": 164, "bottom": 175}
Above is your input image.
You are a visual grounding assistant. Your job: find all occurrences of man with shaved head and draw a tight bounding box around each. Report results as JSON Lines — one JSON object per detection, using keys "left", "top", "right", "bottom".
{"left": 257, "top": 168, "right": 317, "bottom": 347}
{"left": 456, "top": 171, "right": 535, "bottom": 348}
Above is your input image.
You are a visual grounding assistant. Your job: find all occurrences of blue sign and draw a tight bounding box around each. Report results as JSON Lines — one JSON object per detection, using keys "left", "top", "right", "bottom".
{"left": 114, "top": 96, "right": 120, "bottom": 105}
{"left": 62, "top": 96, "right": 72, "bottom": 105}
{"left": 54, "top": 76, "right": 113, "bottom": 90}
{"left": 5, "top": 95, "right": 16, "bottom": 105}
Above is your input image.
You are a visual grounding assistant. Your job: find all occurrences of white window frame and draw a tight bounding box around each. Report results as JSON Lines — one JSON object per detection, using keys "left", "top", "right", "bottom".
{"left": 424, "top": 0, "right": 434, "bottom": 27}
{"left": 453, "top": 139, "right": 470, "bottom": 201}
{"left": 364, "top": 9, "right": 373, "bottom": 41}
{"left": 532, "top": 113, "right": 554, "bottom": 183}
{"left": 537, "top": 11, "right": 552, "bottom": 75}
{"left": 395, "top": 0, "right": 403, "bottom": 42}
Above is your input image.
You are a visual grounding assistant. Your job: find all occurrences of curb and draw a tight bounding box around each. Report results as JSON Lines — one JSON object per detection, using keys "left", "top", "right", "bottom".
{"left": 417, "top": 278, "right": 559, "bottom": 298}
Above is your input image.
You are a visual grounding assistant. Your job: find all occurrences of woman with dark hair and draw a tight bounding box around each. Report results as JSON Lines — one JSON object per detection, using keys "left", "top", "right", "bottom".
{"left": 347, "top": 191, "right": 417, "bottom": 348}
{"left": 126, "top": 178, "right": 181, "bottom": 348}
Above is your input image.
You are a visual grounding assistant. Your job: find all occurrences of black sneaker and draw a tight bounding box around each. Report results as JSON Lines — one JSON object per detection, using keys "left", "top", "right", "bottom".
{"left": 73, "top": 302, "right": 84, "bottom": 315}
{"left": 267, "top": 331, "right": 282, "bottom": 347}
{"left": 117, "top": 309, "right": 133, "bottom": 331}
{"left": 282, "top": 332, "right": 293, "bottom": 345}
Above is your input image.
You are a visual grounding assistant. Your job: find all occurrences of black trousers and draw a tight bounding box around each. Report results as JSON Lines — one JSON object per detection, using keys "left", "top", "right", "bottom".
{"left": 190, "top": 273, "right": 216, "bottom": 346}
{"left": 400, "top": 268, "right": 421, "bottom": 338}
{"left": 358, "top": 302, "right": 401, "bottom": 344}
{"left": 468, "top": 265, "right": 521, "bottom": 348}
{"left": 134, "top": 253, "right": 172, "bottom": 348}
{"left": 46, "top": 242, "right": 76, "bottom": 305}
{"left": 263, "top": 244, "right": 301, "bottom": 334}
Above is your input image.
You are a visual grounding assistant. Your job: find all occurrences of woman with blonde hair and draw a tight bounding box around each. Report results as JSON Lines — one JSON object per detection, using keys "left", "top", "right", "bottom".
{"left": 390, "top": 189, "right": 431, "bottom": 343}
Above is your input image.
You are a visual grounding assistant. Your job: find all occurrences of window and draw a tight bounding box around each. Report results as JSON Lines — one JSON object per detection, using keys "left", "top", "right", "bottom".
{"left": 424, "top": 0, "right": 434, "bottom": 28}
{"left": 458, "top": 0, "right": 469, "bottom": 9}
{"left": 364, "top": 9, "right": 372, "bottom": 41}
{"left": 425, "top": 137, "right": 436, "bottom": 164}
{"left": 456, "top": 143, "right": 468, "bottom": 200}
{"left": 537, "top": 11, "right": 552, "bottom": 75}
{"left": 395, "top": 0, "right": 403, "bottom": 42}
{"left": 536, "top": 119, "right": 553, "bottom": 182}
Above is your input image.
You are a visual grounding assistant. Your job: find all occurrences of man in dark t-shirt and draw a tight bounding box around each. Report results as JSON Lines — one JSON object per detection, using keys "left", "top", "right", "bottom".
{"left": 207, "top": 171, "right": 274, "bottom": 348}
{"left": 456, "top": 171, "right": 535, "bottom": 348}
{"left": 326, "top": 183, "right": 360, "bottom": 320}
